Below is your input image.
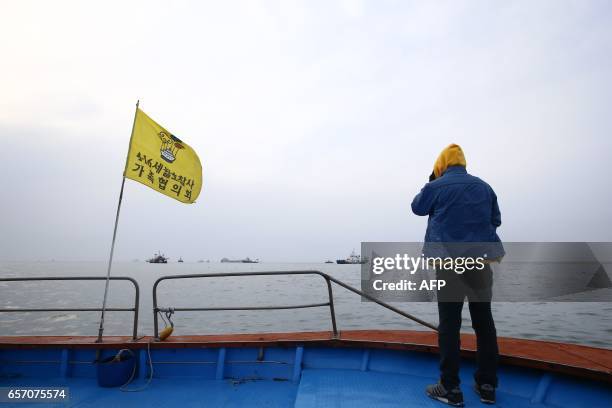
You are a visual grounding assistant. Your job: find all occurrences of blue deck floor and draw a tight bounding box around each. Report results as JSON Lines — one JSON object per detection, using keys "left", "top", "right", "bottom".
{"left": 0, "top": 372, "right": 508, "bottom": 408}
{"left": 2, "top": 345, "right": 611, "bottom": 407}
{"left": 3, "top": 368, "right": 609, "bottom": 408}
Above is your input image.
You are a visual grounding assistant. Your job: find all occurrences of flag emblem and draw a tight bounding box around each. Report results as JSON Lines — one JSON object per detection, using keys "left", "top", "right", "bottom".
{"left": 159, "top": 131, "right": 184, "bottom": 163}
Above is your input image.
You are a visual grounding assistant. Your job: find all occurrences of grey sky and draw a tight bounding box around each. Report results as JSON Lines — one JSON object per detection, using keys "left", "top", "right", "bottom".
{"left": 1, "top": 0, "right": 611, "bottom": 262}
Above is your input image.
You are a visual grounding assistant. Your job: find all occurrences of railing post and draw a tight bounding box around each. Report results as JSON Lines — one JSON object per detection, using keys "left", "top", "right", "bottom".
{"left": 153, "top": 309, "right": 159, "bottom": 339}
{"left": 153, "top": 279, "right": 160, "bottom": 339}
{"left": 324, "top": 276, "right": 339, "bottom": 338}
{"left": 216, "top": 348, "right": 226, "bottom": 380}
{"left": 131, "top": 278, "right": 140, "bottom": 340}
{"left": 292, "top": 346, "right": 304, "bottom": 382}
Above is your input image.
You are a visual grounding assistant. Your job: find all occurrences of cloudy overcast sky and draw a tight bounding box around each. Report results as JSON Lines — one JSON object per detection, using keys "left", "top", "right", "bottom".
{"left": 1, "top": 0, "right": 611, "bottom": 262}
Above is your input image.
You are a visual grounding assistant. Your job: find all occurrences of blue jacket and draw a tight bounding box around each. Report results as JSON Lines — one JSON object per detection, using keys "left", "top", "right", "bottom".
{"left": 411, "top": 166, "right": 503, "bottom": 257}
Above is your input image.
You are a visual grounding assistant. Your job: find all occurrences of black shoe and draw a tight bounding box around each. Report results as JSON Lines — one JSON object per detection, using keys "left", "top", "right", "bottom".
{"left": 474, "top": 383, "right": 496, "bottom": 404}
{"left": 426, "top": 383, "right": 465, "bottom": 407}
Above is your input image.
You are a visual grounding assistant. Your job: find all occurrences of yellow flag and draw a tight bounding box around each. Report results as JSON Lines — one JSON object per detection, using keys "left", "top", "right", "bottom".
{"left": 124, "top": 108, "right": 202, "bottom": 203}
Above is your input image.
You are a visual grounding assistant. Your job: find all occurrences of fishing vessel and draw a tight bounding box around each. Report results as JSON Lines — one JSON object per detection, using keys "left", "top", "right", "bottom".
{"left": 336, "top": 250, "right": 368, "bottom": 264}
{"left": 0, "top": 271, "right": 610, "bottom": 407}
{"left": 220, "top": 258, "right": 241, "bottom": 263}
{"left": 221, "top": 257, "right": 259, "bottom": 263}
{"left": 146, "top": 252, "right": 168, "bottom": 264}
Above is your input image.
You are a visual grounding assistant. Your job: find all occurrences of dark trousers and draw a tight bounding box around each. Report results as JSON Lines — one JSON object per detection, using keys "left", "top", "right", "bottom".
{"left": 437, "top": 265, "right": 498, "bottom": 388}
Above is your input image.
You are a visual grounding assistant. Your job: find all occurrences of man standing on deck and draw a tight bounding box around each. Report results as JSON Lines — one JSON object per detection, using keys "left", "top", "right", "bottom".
{"left": 412, "top": 144, "right": 502, "bottom": 406}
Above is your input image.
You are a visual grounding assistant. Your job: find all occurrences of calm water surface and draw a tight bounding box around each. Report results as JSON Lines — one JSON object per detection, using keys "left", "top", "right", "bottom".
{"left": 1, "top": 261, "right": 610, "bottom": 349}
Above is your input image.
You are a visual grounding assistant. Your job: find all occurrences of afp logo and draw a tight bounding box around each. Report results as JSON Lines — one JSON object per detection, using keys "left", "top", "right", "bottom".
{"left": 158, "top": 132, "right": 184, "bottom": 163}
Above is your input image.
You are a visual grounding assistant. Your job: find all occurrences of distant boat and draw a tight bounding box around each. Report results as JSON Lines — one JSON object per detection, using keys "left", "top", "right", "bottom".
{"left": 325, "top": 260, "right": 334, "bottom": 264}
{"left": 221, "top": 257, "right": 259, "bottom": 263}
{"left": 336, "top": 250, "right": 368, "bottom": 265}
{"left": 178, "top": 257, "right": 184, "bottom": 263}
{"left": 147, "top": 252, "right": 168, "bottom": 264}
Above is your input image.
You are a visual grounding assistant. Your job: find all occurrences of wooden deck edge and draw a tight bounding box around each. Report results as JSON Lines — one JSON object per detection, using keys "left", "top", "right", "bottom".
{"left": 1, "top": 330, "right": 610, "bottom": 383}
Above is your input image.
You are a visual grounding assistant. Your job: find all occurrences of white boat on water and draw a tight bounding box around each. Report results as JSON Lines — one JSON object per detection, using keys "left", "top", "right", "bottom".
{"left": 336, "top": 250, "right": 368, "bottom": 264}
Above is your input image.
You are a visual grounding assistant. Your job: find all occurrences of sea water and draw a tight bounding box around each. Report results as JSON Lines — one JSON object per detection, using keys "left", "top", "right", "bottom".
{"left": 0, "top": 261, "right": 610, "bottom": 349}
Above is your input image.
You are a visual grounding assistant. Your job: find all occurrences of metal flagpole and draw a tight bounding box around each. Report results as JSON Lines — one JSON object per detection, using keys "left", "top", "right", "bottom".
{"left": 96, "top": 100, "right": 140, "bottom": 343}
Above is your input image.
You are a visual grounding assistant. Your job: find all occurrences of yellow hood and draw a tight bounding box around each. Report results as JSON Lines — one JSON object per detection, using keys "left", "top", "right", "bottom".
{"left": 433, "top": 144, "right": 466, "bottom": 178}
